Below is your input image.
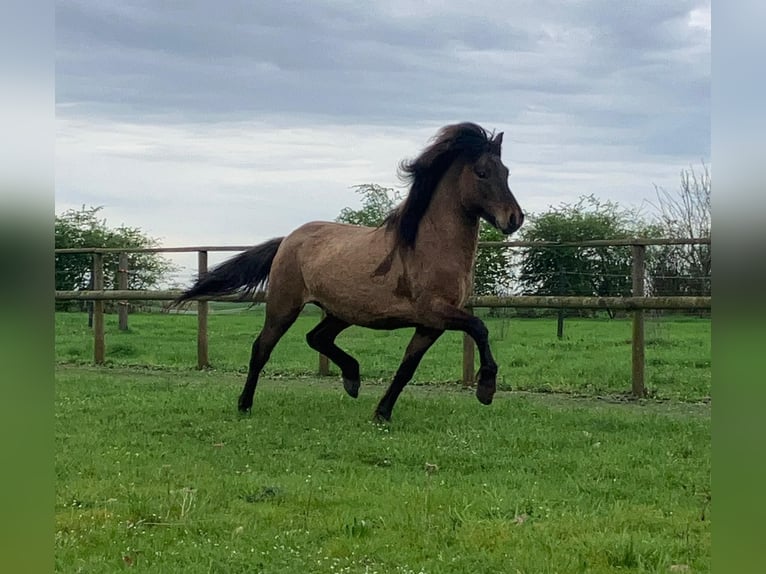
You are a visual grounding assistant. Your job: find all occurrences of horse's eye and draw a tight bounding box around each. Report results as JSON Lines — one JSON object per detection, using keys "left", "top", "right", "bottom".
{"left": 475, "top": 169, "right": 487, "bottom": 179}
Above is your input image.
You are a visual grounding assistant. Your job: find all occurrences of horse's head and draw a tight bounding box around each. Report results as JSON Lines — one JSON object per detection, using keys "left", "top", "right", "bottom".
{"left": 460, "top": 132, "right": 524, "bottom": 235}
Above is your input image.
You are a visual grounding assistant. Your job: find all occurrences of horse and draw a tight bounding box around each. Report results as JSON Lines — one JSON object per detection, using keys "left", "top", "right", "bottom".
{"left": 176, "top": 122, "right": 524, "bottom": 421}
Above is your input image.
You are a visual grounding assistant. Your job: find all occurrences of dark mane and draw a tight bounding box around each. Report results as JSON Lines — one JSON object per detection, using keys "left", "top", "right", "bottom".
{"left": 384, "top": 122, "right": 499, "bottom": 248}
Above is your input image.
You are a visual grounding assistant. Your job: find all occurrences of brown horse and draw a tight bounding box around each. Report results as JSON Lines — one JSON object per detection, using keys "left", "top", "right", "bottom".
{"left": 176, "top": 122, "right": 524, "bottom": 421}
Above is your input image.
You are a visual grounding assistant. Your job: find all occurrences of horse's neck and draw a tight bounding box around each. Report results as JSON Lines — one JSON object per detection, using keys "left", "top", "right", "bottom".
{"left": 416, "top": 180, "right": 480, "bottom": 272}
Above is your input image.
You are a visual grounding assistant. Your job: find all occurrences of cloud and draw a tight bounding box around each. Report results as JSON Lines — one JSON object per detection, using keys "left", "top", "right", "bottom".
{"left": 57, "top": 2, "right": 709, "bottom": 135}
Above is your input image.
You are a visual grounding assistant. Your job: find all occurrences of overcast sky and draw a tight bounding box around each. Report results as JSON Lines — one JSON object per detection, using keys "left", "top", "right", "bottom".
{"left": 55, "top": 1, "right": 710, "bottom": 276}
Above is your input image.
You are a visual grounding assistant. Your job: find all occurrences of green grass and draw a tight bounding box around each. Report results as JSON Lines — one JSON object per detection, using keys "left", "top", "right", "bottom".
{"left": 56, "top": 366, "right": 710, "bottom": 573}
{"left": 55, "top": 309, "right": 711, "bottom": 401}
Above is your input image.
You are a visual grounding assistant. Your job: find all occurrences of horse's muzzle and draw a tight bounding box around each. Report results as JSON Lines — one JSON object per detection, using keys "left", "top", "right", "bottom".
{"left": 501, "top": 211, "right": 524, "bottom": 235}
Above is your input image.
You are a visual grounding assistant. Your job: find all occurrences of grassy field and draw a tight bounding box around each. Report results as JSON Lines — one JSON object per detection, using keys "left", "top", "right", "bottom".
{"left": 55, "top": 308, "right": 711, "bottom": 401}
{"left": 56, "top": 366, "right": 710, "bottom": 573}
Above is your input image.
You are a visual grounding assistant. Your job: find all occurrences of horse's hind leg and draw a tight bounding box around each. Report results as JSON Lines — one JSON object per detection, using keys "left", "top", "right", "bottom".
{"left": 374, "top": 327, "right": 443, "bottom": 422}
{"left": 305, "top": 314, "right": 360, "bottom": 397}
{"left": 238, "top": 303, "right": 302, "bottom": 413}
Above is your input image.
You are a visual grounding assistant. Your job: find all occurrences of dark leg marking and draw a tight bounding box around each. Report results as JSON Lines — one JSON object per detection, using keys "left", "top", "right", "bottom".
{"left": 374, "top": 327, "right": 443, "bottom": 421}
{"left": 430, "top": 303, "right": 499, "bottom": 405}
{"left": 305, "top": 315, "right": 360, "bottom": 398}
{"left": 238, "top": 309, "right": 301, "bottom": 412}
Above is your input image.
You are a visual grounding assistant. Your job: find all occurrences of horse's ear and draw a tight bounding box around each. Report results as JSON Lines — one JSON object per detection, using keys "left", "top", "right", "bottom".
{"left": 490, "top": 131, "right": 504, "bottom": 155}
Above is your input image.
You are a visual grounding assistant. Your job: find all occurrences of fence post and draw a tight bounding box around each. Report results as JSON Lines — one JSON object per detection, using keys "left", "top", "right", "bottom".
{"left": 319, "top": 352, "right": 330, "bottom": 376}
{"left": 631, "top": 244, "right": 647, "bottom": 397}
{"left": 118, "top": 252, "right": 129, "bottom": 331}
{"left": 87, "top": 271, "right": 94, "bottom": 328}
{"left": 197, "top": 250, "right": 209, "bottom": 369}
{"left": 557, "top": 264, "right": 565, "bottom": 339}
{"left": 462, "top": 305, "right": 475, "bottom": 387}
{"left": 92, "top": 253, "right": 105, "bottom": 364}
{"left": 318, "top": 310, "right": 331, "bottom": 376}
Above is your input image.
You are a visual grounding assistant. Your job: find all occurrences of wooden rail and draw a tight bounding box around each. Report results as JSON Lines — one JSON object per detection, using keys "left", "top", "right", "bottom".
{"left": 55, "top": 239, "right": 711, "bottom": 397}
{"left": 56, "top": 289, "right": 711, "bottom": 310}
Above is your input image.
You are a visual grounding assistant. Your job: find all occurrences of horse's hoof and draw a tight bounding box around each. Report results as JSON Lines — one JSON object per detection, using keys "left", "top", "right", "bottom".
{"left": 372, "top": 411, "right": 390, "bottom": 424}
{"left": 238, "top": 397, "right": 253, "bottom": 413}
{"left": 476, "top": 385, "right": 495, "bottom": 405}
{"left": 343, "top": 377, "right": 360, "bottom": 398}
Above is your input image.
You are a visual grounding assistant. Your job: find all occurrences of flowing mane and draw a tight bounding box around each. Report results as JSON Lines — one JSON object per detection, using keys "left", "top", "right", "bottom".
{"left": 384, "top": 122, "right": 501, "bottom": 248}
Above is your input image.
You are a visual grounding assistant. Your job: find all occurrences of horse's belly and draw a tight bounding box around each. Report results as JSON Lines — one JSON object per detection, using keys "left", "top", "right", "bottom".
{"left": 308, "top": 276, "right": 417, "bottom": 327}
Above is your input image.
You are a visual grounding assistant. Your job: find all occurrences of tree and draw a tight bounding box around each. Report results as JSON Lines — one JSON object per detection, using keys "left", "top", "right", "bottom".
{"left": 337, "top": 184, "right": 402, "bottom": 227}
{"left": 648, "top": 164, "right": 711, "bottom": 297}
{"left": 517, "top": 196, "right": 650, "bottom": 313}
{"left": 336, "top": 184, "right": 512, "bottom": 295}
{"left": 472, "top": 223, "right": 513, "bottom": 296}
{"left": 55, "top": 206, "right": 176, "bottom": 308}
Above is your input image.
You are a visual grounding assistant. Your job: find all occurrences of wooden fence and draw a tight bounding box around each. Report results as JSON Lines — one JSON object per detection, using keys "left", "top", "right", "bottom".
{"left": 55, "top": 238, "right": 711, "bottom": 397}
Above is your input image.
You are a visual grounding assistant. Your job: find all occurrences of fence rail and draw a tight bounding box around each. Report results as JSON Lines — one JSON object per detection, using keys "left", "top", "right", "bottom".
{"left": 54, "top": 238, "right": 712, "bottom": 398}
{"left": 56, "top": 289, "right": 710, "bottom": 311}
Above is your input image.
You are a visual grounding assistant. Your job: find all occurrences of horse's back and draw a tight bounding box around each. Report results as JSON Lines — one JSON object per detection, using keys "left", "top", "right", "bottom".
{"left": 280, "top": 220, "right": 385, "bottom": 266}
{"left": 269, "top": 221, "right": 412, "bottom": 324}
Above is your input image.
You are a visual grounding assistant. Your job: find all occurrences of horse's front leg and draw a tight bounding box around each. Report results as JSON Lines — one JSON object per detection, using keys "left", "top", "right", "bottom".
{"left": 374, "top": 327, "right": 443, "bottom": 422}
{"left": 427, "top": 301, "right": 498, "bottom": 405}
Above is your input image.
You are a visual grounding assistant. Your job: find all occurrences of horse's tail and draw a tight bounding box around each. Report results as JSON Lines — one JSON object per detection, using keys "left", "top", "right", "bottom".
{"left": 174, "top": 237, "right": 284, "bottom": 304}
